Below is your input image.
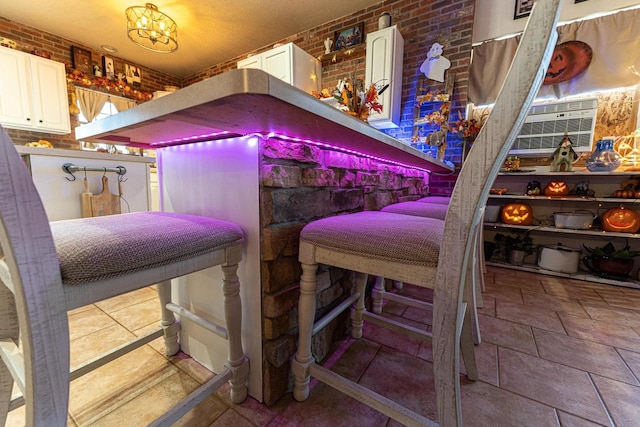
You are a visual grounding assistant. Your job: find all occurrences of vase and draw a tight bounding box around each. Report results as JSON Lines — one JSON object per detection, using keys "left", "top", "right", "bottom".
{"left": 586, "top": 139, "right": 622, "bottom": 172}
{"left": 378, "top": 12, "right": 391, "bottom": 30}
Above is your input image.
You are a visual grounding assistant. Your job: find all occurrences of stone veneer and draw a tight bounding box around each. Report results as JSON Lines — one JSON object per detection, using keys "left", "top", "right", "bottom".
{"left": 258, "top": 137, "right": 429, "bottom": 404}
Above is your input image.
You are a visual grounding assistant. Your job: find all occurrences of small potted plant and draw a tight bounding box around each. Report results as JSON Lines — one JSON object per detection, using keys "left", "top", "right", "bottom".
{"left": 494, "top": 232, "right": 536, "bottom": 266}
{"left": 583, "top": 241, "right": 640, "bottom": 277}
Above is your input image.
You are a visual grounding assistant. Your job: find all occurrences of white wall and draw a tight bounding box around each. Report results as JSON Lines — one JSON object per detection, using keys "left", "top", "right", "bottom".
{"left": 473, "top": 0, "right": 640, "bottom": 43}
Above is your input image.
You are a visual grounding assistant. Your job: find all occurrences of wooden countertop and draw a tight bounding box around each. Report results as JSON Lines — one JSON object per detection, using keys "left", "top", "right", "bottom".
{"left": 75, "top": 69, "right": 453, "bottom": 173}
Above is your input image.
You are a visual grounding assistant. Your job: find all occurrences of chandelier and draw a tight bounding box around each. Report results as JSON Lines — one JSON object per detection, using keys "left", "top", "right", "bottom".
{"left": 125, "top": 3, "right": 178, "bottom": 53}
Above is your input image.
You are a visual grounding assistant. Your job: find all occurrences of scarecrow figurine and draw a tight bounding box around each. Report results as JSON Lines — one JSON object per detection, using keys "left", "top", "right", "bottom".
{"left": 550, "top": 130, "right": 578, "bottom": 172}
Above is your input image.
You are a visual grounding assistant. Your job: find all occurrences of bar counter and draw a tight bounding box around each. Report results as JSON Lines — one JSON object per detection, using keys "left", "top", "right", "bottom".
{"left": 76, "top": 69, "right": 452, "bottom": 404}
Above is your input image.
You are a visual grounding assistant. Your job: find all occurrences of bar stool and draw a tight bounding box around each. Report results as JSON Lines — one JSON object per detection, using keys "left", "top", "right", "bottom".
{"left": 291, "top": 0, "right": 561, "bottom": 424}
{"left": 0, "top": 126, "right": 249, "bottom": 427}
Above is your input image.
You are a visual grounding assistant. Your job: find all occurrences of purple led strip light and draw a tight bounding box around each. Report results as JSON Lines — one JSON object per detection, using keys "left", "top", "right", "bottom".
{"left": 158, "top": 131, "right": 431, "bottom": 172}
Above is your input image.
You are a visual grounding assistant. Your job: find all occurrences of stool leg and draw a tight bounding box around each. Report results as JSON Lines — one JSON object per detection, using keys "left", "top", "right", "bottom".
{"left": 292, "top": 261, "right": 318, "bottom": 402}
{"left": 0, "top": 285, "right": 17, "bottom": 425}
{"left": 157, "top": 280, "right": 179, "bottom": 356}
{"left": 221, "top": 262, "right": 249, "bottom": 404}
{"left": 461, "top": 305, "right": 478, "bottom": 381}
{"left": 351, "top": 273, "right": 368, "bottom": 339}
{"left": 371, "top": 276, "right": 385, "bottom": 314}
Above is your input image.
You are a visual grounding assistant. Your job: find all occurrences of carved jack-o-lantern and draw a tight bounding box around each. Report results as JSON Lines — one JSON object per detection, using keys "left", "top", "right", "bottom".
{"left": 544, "top": 181, "right": 570, "bottom": 196}
{"left": 501, "top": 202, "right": 533, "bottom": 225}
{"left": 601, "top": 205, "right": 640, "bottom": 234}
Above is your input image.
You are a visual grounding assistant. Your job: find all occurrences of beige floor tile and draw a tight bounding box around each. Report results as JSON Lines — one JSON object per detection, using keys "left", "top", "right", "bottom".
{"left": 68, "top": 305, "right": 119, "bottom": 341}
{"left": 582, "top": 303, "right": 640, "bottom": 329}
{"left": 477, "top": 295, "right": 496, "bottom": 317}
{"left": 522, "top": 290, "right": 590, "bottom": 318}
{"left": 94, "top": 286, "right": 157, "bottom": 314}
{"left": 557, "top": 410, "right": 608, "bottom": 427}
{"left": 268, "top": 382, "right": 388, "bottom": 426}
{"left": 490, "top": 275, "right": 546, "bottom": 293}
{"left": 559, "top": 313, "right": 640, "bottom": 353}
{"left": 401, "top": 303, "right": 433, "bottom": 326}
{"left": 498, "top": 347, "right": 610, "bottom": 425}
{"left": 358, "top": 346, "right": 438, "bottom": 421}
{"left": 591, "top": 374, "right": 640, "bottom": 427}
{"left": 541, "top": 281, "right": 606, "bottom": 303}
{"left": 361, "top": 313, "right": 424, "bottom": 357}
{"left": 69, "top": 323, "right": 136, "bottom": 368}
{"left": 89, "top": 370, "right": 229, "bottom": 427}
{"left": 533, "top": 328, "right": 638, "bottom": 385}
{"left": 597, "top": 292, "right": 640, "bottom": 312}
{"left": 478, "top": 314, "right": 538, "bottom": 356}
{"left": 214, "top": 383, "right": 280, "bottom": 427}
{"left": 483, "top": 282, "right": 524, "bottom": 304}
{"left": 617, "top": 348, "right": 640, "bottom": 383}
{"left": 496, "top": 299, "right": 565, "bottom": 333}
{"left": 459, "top": 380, "right": 560, "bottom": 427}
{"left": 327, "top": 338, "right": 381, "bottom": 383}
{"left": 108, "top": 297, "right": 162, "bottom": 331}
{"left": 208, "top": 408, "right": 254, "bottom": 426}
{"left": 68, "top": 345, "right": 175, "bottom": 425}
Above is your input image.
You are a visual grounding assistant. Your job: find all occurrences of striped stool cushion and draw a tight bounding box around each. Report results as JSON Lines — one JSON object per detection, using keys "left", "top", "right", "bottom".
{"left": 300, "top": 211, "right": 443, "bottom": 267}
{"left": 51, "top": 212, "right": 244, "bottom": 285}
{"left": 381, "top": 201, "right": 448, "bottom": 220}
{"left": 417, "top": 196, "right": 451, "bottom": 205}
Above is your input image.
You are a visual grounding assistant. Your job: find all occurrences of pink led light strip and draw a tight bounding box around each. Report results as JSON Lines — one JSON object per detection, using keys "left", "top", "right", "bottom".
{"left": 156, "top": 131, "right": 431, "bottom": 172}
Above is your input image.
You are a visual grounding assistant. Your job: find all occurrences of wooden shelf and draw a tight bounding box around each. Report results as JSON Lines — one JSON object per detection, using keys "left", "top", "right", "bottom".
{"left": 483, "top": 222, "right": 640, "bottom": 239}
{"left": 486, "top": 261, "right": 640, "bottom": 289}
{"left": 317, "top": 44, "right": 366, "bottom": 65}
{"left": 488, "top": 194, "right": 640, "bottom": 204}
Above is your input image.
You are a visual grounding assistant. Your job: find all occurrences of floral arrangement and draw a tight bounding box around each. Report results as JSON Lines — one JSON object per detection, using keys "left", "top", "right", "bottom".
{"left": 314, "top": 76, "right": 387, "bottom": 121}
{"left": 451, "top": 112, "right": 485, "bottom": 145}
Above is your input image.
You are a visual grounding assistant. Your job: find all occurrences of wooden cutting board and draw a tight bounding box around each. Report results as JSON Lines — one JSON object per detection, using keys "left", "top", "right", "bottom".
{"left": 81, "top": 176, "right": 121, "bottom": 217}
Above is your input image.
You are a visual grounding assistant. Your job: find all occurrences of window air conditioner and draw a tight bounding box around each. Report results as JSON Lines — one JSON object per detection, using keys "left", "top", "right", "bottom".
{"left": 510, "top": 98, "right": 597, "bottom": 156}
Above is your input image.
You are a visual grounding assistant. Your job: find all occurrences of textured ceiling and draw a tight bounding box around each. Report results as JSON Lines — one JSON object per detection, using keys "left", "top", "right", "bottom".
{"left": 1, "top": 0, "right": 384, "bottom": 78}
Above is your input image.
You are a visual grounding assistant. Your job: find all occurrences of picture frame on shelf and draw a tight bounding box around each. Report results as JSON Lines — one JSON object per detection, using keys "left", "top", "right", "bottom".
{"left": 333, "top": 22, "right": 364, "bottom": 51}
{"left": 514, "top": 0, "right": 534, "bottom": 20}
{"left": 103, "top": 56, "right": 115, "bottom": 79}
{"left": 71, "top": 46, "right": 92, "bottom": 74}
{"left": 125, "top": 64, "right": 141, "bottom": 87}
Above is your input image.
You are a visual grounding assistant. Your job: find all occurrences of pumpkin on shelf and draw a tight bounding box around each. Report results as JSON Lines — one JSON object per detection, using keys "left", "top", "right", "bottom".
{"left": 544, "top": 181, "right": 570, "bottom": 196}
{"left": 601, "top": 205, "right": 640, "bottom": 234}
{"left": 501, "top": 202, "right": 534, "bottom": 225}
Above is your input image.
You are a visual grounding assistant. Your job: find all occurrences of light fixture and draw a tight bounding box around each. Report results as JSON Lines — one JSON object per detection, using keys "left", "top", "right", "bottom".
{"left": 125, "top": 3, "right": 178, "bottom": 53}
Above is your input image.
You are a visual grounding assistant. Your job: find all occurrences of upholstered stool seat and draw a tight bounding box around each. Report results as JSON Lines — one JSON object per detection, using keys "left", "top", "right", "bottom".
{"left": 300, "top": 211, "right": 443, "bottom": 267}
{"left": 380, "top": 201, "right": 448, "bottom": 220}
{"left": 52, "top": 212, "right": 243, "bottom": 285}
{"left": 417, "top": 195, "right": 451, "bottom": 205}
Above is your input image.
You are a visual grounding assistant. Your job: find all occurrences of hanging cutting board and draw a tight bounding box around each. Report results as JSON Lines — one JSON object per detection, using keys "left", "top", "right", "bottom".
{"left": 81, "top": 175, "right": 121, "bottom": 217}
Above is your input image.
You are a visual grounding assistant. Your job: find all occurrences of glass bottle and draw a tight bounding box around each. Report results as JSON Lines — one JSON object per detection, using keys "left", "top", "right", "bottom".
{"left": 586, "top": 139, "right": 622, "bottom": 172}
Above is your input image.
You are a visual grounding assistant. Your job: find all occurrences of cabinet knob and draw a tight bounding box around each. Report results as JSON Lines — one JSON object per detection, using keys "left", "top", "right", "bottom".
{"left": 26, "top": 117, "right": 31, "bottom": 121}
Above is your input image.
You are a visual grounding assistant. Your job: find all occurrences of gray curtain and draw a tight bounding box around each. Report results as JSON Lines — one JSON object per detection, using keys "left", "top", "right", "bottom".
{"left": 469, "top": 7, "right": 640, "bottom": 105}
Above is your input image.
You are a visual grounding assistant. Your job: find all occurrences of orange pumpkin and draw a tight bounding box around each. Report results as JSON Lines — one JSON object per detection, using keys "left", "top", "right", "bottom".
{"left": 601, "top": 205, "right": 640, "bottom": 233}
{"left": 501, "top": 202, "right": 533, "bottom": 225}
{"left": 544, "top": 181, "right": 569, "bottom": 196}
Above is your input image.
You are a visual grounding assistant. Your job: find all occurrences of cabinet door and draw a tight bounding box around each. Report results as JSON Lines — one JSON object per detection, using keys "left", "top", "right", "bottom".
{"left": 0, "top": 48, "right": 32, "bottom": 129}
{"left": 262, "top": 45, "right": 292, "bottom": 84}
{"left": 237, "top": 54, "right": 262, "bottom": 70}
{"left": 365, "top": 26, "right": 404, "bottom": 129}
{"left": 29, "top": 56, "right": 70, "bottom": 134}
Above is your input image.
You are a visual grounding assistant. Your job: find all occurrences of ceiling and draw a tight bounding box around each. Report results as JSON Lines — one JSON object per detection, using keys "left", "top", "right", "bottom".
{"left": 1, "top": 0, "right": 384, "bottom": 78}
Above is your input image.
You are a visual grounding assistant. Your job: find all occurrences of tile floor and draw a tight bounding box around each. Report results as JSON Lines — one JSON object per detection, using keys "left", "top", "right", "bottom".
{"left": 6, "top": 266, "right": 640, "bottom": 426}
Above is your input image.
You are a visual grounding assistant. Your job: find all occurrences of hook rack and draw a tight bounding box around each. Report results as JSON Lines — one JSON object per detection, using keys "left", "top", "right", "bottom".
{"left": 62, "top": 163, "right": 127, "bottom": 182}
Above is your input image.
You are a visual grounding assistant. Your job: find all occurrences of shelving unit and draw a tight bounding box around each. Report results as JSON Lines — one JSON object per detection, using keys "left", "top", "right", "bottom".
{"left": 316, "top": 43, "right": 365, "bottom": 66}
{"left": 485, "top": 167, "right": 640, "bottom": 288}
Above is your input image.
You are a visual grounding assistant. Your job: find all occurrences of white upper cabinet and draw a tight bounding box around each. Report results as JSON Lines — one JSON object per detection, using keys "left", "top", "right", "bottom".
{"left": 237, "top": 43, "right": 321, "bottom": 94}
{"left": 365, "top": 26, "right": 404, "bottom": 129}
{"left": 0, "top": 48, "right": 70, "bottom": 134}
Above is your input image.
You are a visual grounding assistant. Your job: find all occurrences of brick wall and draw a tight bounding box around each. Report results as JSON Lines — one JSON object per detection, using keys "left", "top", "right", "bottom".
{"left": 258, "top": 136, "right": 430, "bottom": 404}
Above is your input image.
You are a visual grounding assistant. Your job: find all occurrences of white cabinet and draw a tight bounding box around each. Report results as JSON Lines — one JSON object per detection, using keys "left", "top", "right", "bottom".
{"left": 0, "top": 48, "right": 70, "bottom": 134}
{"left": 237, "top": 43, "right": 321, "bottom": 94}
{"left": 365, "top": 25, "right": 404, "bottom": 129}
{"left": 484, "top": 168, "right": 640, "bottom": 288}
